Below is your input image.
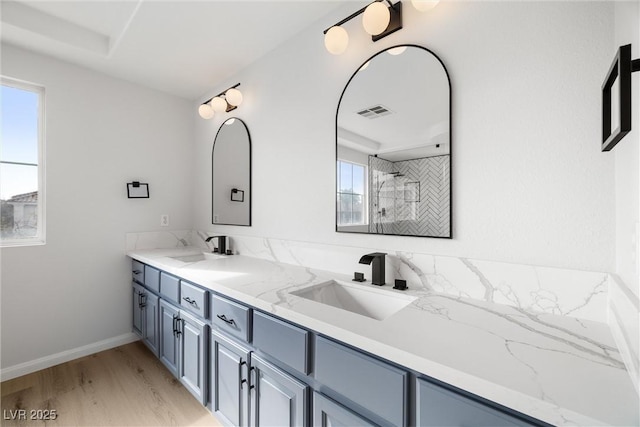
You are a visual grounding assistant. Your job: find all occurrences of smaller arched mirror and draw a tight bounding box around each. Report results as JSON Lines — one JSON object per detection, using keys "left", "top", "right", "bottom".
{"left": 336, "top": 45, "right": 451, "bottom": 238}
{"left": 212, "top": 118, "right": 251, "bottom": 226}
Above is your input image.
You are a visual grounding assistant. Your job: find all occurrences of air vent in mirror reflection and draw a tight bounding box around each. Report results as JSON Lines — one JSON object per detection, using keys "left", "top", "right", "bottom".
{"left": 356, "top": 104, "right": 393, "bottom": 119}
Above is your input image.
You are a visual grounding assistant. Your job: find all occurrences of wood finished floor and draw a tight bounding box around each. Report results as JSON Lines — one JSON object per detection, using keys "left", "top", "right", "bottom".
{"left": 1, "top": 341, "right": 223, "bottom": 426}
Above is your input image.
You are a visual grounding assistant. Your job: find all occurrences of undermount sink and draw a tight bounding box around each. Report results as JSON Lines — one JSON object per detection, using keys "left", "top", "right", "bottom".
{"left": 169, "top": 252, "right": 226, "bottom": 263}
{"left": 291, "top": 280, "right": 416, "bottom": 321}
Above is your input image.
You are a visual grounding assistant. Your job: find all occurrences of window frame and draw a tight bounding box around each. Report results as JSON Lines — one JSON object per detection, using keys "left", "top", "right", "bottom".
{"left": 1, "top": 76, "right": 46, "bottom": 247}
{"left": 336, "top": 159, "right": 368, "bottom": 227}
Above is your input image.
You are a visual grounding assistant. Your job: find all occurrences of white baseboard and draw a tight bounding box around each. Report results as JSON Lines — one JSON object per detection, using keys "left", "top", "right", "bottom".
{"left": 0, "top": 332, "right": 140, "bottom": 382}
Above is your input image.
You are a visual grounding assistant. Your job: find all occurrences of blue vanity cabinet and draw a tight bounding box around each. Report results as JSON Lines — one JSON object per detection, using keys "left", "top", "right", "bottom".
{"left": 211, "top": 329, "right": 251, "bottom": 427}
{"left": 159, "top": 299, "right": 180, "bottom": 377}
{"left": 132, "top": 282, "right": 159, "bottom": 357}
{"left": 179, "top": 309, "right": 209, "bottom": 405}
{"left": 129, "top": 259, "right": 548, "bottom": 427}
{"left": 249, "top": 353, "right": 308, "bottom": 427}
{"left": 416, "top": 377, "right": 543, "bottom": 427}
{"left": 313, "top": 392, "right": 377, "bottom": 427}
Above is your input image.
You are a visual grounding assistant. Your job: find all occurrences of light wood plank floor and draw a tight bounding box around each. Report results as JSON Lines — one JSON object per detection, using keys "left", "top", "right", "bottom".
{"left": 1, "top": 341, "right": 223, "bottom": 426}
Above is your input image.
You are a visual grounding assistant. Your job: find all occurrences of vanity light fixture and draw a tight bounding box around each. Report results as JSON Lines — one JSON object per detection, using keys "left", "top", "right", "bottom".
{"left": 324, "top": 0, "right": 439, "bottom": 55}
{"left": 198, "top": 83, "right": 243, "bottom": 120}
{"left": 323, "top": 0, "right": 402, "bottom": 55}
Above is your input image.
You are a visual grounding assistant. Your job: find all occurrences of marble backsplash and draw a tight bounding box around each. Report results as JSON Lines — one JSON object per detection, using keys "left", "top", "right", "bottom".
{"left": 125, "top": 230, "right": 609, "bottom": 324}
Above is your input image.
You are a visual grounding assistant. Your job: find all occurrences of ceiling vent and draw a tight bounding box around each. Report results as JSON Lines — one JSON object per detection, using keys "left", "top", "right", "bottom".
{"left": 356, "top": 104, "right": 393, "bottom": 119}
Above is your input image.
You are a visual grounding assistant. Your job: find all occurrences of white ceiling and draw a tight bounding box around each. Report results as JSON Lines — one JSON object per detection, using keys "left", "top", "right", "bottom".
{"left": 0, "top": 0, "right": 347, "bottom": 100}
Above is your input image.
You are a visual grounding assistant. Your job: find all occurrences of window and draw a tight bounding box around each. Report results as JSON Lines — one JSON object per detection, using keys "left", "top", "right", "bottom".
{"left": 337, "top": 160, "right": 367, "bottom": 226}
{"left": 1, "top": 77, "right": 45, "bottom": 246}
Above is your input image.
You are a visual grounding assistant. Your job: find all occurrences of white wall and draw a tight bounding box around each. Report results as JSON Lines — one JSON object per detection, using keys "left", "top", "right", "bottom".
{"left": 195, "top": 1, "right": 615, "bottom": 273}
{"left": 614, "top": 1, "right": 640, "bottom": 298}
{"left": 0, "top": 44, "right": 194, "bottom": 371}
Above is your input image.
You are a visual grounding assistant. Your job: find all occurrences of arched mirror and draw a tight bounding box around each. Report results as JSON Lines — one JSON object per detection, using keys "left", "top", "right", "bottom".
{"left": 336, "top": 45, "right": 451, "bottom": 238}
{"left": 212, "top": 117, "right": 251, "bottom": 226}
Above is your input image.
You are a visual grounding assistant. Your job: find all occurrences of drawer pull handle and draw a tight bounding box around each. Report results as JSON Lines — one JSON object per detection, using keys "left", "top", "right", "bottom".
{"left": 183, "top": 297, "right": 199, "bottom": 308}
{"left": 216, "top": 314, "right": 236, "bottom": 326}
{"left": 133, "top": 270, "right": 142, "bottom": 275}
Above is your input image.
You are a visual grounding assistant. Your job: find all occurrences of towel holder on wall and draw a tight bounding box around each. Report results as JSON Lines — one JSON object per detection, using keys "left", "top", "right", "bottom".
{"left": 602, "top": 44, "right": 640, "bottom": 152}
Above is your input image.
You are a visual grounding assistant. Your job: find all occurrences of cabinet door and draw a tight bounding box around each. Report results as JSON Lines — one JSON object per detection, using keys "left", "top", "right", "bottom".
{"left": 416, "top": 377, "right": 539, "bottom": 426}
{"left": 313, "top": 392, "right": 377, "bottom": 427}
{"left": 142, "top": 292, "right": 159, "bottom": 356}
{"left": 250, "top": 354, "right": 308, "bottom": 427}
{"left": 315, "top": 336, "right": 407, "bottom": 426}
{"left": 179, "top": 310, "right": 208, "bottom": 405}
{"left": 159, "top": 300, "right": 180, "bottom": 377}
{"left": 132, "top": 283, "right": 144, "bottom": 337}
{"left": 211, "top": 330, "right": 250, "bottom": 427}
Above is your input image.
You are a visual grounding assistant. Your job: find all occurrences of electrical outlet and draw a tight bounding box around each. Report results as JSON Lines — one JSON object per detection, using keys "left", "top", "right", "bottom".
{"left": 160, "top": 214, "right": 169, "bottom": 227}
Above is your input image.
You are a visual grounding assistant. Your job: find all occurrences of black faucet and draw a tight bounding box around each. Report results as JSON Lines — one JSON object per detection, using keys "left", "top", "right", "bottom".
{"left": 358, "top": 252, "right": 387, "bottom": 286}
{"left": 205, "top": 235, "right": 226, "bottom": 254}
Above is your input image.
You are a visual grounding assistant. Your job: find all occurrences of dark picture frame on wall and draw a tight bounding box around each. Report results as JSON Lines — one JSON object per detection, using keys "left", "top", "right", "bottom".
{"left": 601, "top": 44, "right": 639, "bottom": 152}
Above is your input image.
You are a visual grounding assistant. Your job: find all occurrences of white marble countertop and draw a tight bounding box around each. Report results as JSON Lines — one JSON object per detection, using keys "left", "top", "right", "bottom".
{"left": 128, "top": 247, "right": 638, "bottom": 426}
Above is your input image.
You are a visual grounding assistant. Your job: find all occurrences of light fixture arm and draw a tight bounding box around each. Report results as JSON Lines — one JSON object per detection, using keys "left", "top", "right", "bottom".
{"left": 323, "top": 0, "right": 402, "bottom": 42}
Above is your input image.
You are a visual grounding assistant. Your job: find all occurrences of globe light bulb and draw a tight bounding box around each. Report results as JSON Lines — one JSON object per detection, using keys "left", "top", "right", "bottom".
{"left": 362, "top": 2, "right": 390, "bottom": 36}
{"left": 211, "top": 96, "right": 228, "bottom": 113}
{"left": 198, "top": 103, "right": 214, "bottom": 119}
{"left": 411, "top": 0, "right": 439, "bottom": 12}
{"left": 225, "top": 88, "right": 243, "bottom": 106}
{"left": 324, "top": 26, "right": 349, "bottom": 55}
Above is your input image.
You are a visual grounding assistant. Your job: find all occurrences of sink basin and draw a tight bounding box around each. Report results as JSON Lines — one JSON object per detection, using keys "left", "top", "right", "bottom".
{"left": 291, "top": 280, "right": 416, "bottom": 320}
{"left": 169, "top": 252, "right": 226, "bottom": 262}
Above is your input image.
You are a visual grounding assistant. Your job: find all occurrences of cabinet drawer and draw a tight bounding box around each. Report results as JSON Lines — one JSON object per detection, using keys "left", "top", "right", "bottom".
{"left": 132, "top": 260, "right": 145, "bottom": 284}
{"left": 160, "top": 272, "right": 180, "bottom": 303}
{"left": 416, "top": 378, "right": 540, "bottom": 427}
{"left": 315, "top": 336, "right": 408, "bottom": 427}
{"left": 144, "top": 265, "right": 160, "bottom": 293}
{"left": 252, "top": 311, "right": 310, "bottom": 374}
{"left": 211, "top": 294, "right": 251, "bottom": 342}
{"left": 180, "top": 281, "right": 209, "bottom": 319}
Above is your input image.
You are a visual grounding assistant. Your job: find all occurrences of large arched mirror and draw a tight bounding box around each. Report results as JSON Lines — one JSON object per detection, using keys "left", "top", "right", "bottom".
{"left": 212, "top": 117, "right": 251, "bottom": 226}
{"left": 336, "top": 45, "right": 451, "bottom": 238}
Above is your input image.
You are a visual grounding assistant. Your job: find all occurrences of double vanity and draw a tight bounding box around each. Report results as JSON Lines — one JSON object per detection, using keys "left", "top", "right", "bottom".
{"left": 128, "top": 245, "right": 638, "bottom": 427}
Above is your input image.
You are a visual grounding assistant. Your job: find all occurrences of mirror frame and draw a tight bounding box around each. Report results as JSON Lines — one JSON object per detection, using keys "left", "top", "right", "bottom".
{"left": 335, "top": 44, "right": 452, "bottom": 238}
{"left": 212, "top": 117, "right": 252, "bottom": 226}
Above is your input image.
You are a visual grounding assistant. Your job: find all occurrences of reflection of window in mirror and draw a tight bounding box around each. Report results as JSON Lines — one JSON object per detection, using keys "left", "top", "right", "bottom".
{"left": 336, "top": 160, "right": 367, "bottom": 229}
